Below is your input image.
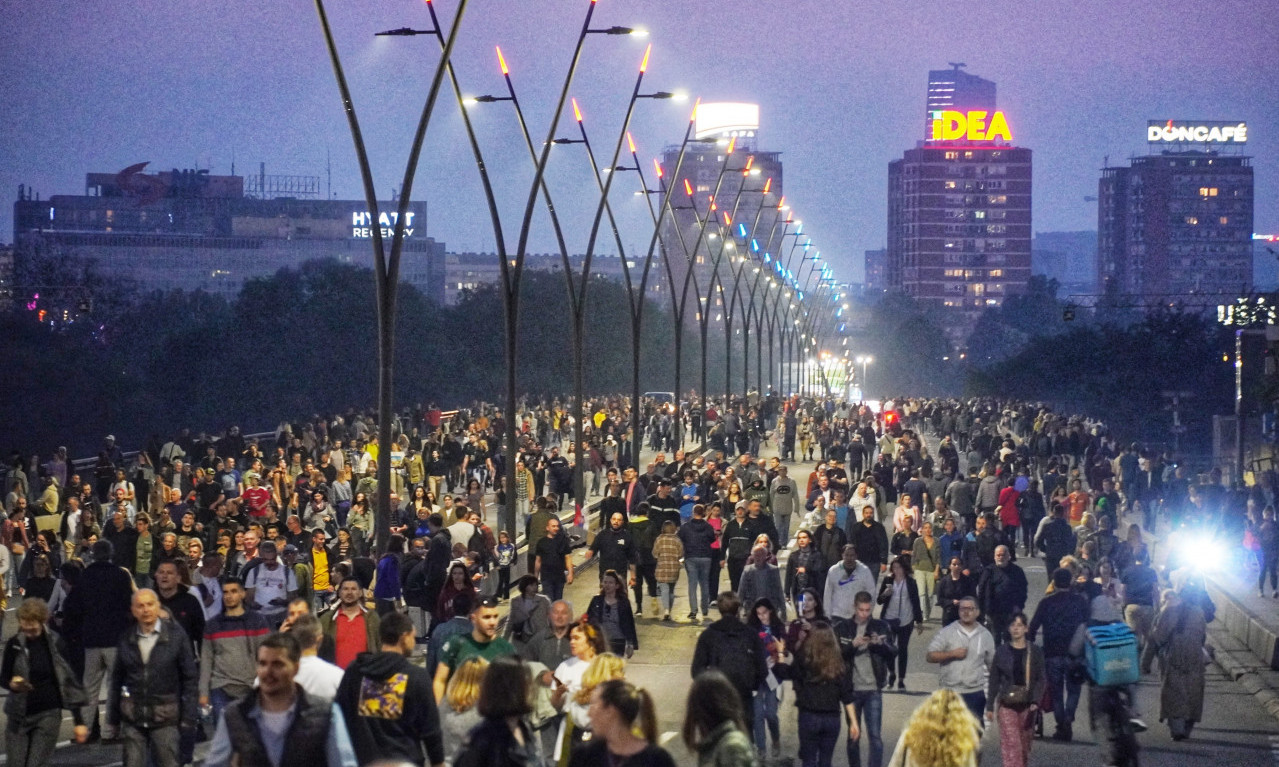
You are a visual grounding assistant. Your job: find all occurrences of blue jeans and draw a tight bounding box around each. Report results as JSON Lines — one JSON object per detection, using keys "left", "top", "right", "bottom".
{"left": 752, "top": 681, "right": 779, "bottom": 752}
{"left": 847, "top": 689, "right": 883, "bottom": 767}
{"left": 542, "top": 576, "right": 566, "bottom": 602}
{"left": 959, "top": 691, "right": 986, "bottom": 724}
{"left": 797, "top": 709, "right": 841, "bottom": 767}
{"left": 1045, "top": 655, "right": 1082, "bottom": 727}
{"left": 208, "top": 687, "right": 235, "bottom": 729}
{"left": 684, "top": 557, "right": 712, "bottom": 615}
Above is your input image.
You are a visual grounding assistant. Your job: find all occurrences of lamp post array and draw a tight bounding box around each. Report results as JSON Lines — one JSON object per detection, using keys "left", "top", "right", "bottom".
{"left": 320, "top": 0, "right": 854, "bottom": 545}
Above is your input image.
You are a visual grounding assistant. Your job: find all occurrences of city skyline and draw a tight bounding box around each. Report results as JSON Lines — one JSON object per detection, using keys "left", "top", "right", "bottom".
{"left": 1, "top": 0, "right": 1275, "bottom": 284}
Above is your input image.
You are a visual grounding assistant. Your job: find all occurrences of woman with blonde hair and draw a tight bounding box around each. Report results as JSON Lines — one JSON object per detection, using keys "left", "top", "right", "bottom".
{"left": 441, "top": 657, "right": 488, "bottom": 765}
{"left": 558, "top": 651, "right": 626, "bottom": 766}
{"left": 886, "top": 689, "right": 982, "bottom": 767}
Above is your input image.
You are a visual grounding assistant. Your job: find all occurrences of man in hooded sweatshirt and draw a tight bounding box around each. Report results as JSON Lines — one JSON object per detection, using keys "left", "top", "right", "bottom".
{"left": 335, "top": 611, "right": 445, "bottom": 767}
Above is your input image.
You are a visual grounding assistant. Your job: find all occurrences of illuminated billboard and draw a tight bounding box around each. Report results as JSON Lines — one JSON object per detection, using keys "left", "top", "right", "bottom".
{"left": 928, "top": 110, "right": 1012, "bottom": 143}
{"left": 1147, "top": 120, "right": 1247, "bottom": 144}
{"left": 695, "top": 102, "right": 759, "bottom": 140}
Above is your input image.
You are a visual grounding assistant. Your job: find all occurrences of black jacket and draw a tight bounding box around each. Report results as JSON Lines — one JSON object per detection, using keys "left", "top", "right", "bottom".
{"left": 107, "top": 618, "right": 199, "bottom": 729}
{"left": 979, "top": 563, "right": 1029, "bottom": 617}
{"left": 157, "top": 586, "right": 206, "bottom": 653}
{"left": 1028, "top": 589, "right": 1089, "bottom": 657}
{"left": 677, "top": 518, "right": 718, "bottom": 559}
{"left": 62, "top": 559, "right": 135, "bottom": 649}
{"left": 691, "top": 616, "right": 767, "bottom": 699}
{"left": 586, "top": 594, "right": 639, "bottom": 650}
{"left": 876, "top": 576, "right": 923, "bottom": 625}
{"left": 336, "top": 650, "right": 444, "bottom": 766}
{"left": 452, "top": 716, "right": 540, "bottom": 767}
{"left": 832, "top": 616, "right": 897, "bottom": 690}
{"left": 849, "top": 520, "right": 890, "bottom": 569}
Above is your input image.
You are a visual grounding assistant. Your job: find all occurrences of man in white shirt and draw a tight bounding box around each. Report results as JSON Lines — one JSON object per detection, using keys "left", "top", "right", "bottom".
{"left": 823, "top": 544, "right": 877, "bottom": 620}
{"left": 282, "top": 614, "right": 344, "bottom": 703}
{"left": 194, "top": 553, "right": 225, "bottom": 622}
{"left": 244, "top": 542, "right": 297, "bottom": 628}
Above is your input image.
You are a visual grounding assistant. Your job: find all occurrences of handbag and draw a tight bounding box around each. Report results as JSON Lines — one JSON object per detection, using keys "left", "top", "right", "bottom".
{"left": 999, "top": 646, "right": 1034, "bottom": 709}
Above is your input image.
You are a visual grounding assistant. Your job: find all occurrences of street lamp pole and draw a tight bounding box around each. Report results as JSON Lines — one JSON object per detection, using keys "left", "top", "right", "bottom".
{"left": 315, "top": 0, "right": 466, "bottom": 552}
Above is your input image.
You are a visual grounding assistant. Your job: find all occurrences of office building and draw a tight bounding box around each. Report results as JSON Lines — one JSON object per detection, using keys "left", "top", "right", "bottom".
{"left": 926, "top": 65, "right": 996, "bottom": 142}
{"left": 427, "top": 252, "right": 631, "bottom": 306}
{"left": 1098, "top": 151, "right": 1253, "bottom": 298}
{"left": 1032, "top": 231, "right": 1096, "bottom": 293}
{"left": 864, "top": 248, "right": 887, "bottom": 290}
{"left": 659, "top": 102, "right": 785, "bottom": 328}
{"left": 12, "top": 166, "right": 440, "bottom": 300}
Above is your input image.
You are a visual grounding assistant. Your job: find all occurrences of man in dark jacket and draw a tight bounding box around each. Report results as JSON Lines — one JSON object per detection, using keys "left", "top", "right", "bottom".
{"left": 677, "top": 505, "right": 718, "bottom": 619}
{"left": 1035, "top": 503, "right": 1075, "bottom": 573}
{"left": 1028, "top": 568, "right": 1089, "bottom": 741}
{"left": 107, "top": 590, "right": 199, "bottom": 767}
{"left": 849, "top": 504, "right": 889, "bottom": 577}
{"left": 336, "top": 612, "right": 445, "bottom": 767}
{"left": 978, "top": 545, "right": 1028, "bottom": 644}
{"left": 691, "top": 591, "right": 767, "bottom": 722}
{"left": 65, "top": 539, "right": 135, "bottom": 741}
{"left": 589, "top": 511, "right": 637, "bottom": 591}
{"left": 421, "top": 515, "right": 451, "bottom": 631}
{"left": 401, "top": 539, "right": 431, "bottom": 651}
{"left": 834, "top": 591, "right": 897, "bottom": 767}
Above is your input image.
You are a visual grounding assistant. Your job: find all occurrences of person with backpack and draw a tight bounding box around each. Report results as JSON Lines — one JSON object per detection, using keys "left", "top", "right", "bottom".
{"left": 1069, "top": 593, "right": 1147, "bottom": 766}
{"left": 1033, "top": 503, "right": 1074, "bottom": 573}
{"left": 691, "top": 591, "right": 768, "bottom": 726}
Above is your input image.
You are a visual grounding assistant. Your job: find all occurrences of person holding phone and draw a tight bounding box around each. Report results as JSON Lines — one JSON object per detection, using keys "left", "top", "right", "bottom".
{"left": 2, "top": 599, "right": 90, "bottom": 767}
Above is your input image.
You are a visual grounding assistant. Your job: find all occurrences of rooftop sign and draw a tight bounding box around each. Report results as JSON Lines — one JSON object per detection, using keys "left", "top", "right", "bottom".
{"left": 1148, "top": 120, "right": 1247, "bottom": 144}
{"left": 928, "top": 110, "right": 1012, "bottom": 143}
{"left": 695, "top": 102, "right": 759, "bottom": 140}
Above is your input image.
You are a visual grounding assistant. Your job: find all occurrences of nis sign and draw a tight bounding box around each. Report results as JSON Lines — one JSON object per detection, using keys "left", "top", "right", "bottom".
{"left": 929, "top": 110, "right": 1012, "bottom": 143}
{"left": 1148, "top": 120, "right": 1247, "bottom": 144}
{"left": 352, "top": 211, "right": 416, "bottom": 239}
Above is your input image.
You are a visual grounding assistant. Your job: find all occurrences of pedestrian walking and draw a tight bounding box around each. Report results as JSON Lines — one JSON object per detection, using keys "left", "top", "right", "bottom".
{"left": 885, "top": 689, "right": 981, "bottom": 767}
{"left": 681, "top": 670, "right": 758, "bottom": 767}
{"left": 200, "top": 577, "right": 271, "bottom": 723}
{"left": 1028, "top": 568, "right": 1088, "bottom": 741}
{"left": 586, "top": 570, "right": 638, "bottom": 657}
{"left": 985, "top": 613, "right": 1045, "bottom": 767}
{"left": 337, "top": 611, "right": 447, "bottom": 766}
{"left": 450, "top": 656, "right": 541, "bottom": 767}
{"left": 876, "top": 556, "right": 922, "bottom": 689}
{"left": 440, "top": 657, "right": 486, "bottom": 766}
{"left": 744, "top": 598, "right": 787, "bottom": 760}
{"left": 652, "top": 520, "right": 684, "bottom": 621}
{"left": 784, "top": 622, "right": 858, "bottom": 767}
{"left": 1152, "top": 587, "right": 1207, "bottom": 741}
{"left": 925, "top": 596, "right": 995, "bottom": 722}
{"left": 64, "top": 539, "right": 134, "bottom": 742}
{"left": 203, "top": 632, "right": 357, "bottom": 767}
{"left": 679, "top": 505, "right": 718, "bottom": 621}
{"left": 1, "top": 599, "right": 90, "bottom": 767}
{"left": 692, "top": 592, "right": 768, "bottom": 726}
{"left": 568, "top": 679, "right": 675, "bottom": 767}
{"left": 107, "top": 589, "right": 199, "bottom": 767}
{"left": 738, "top": 545, "right": 787, "bottom": 624}
{"left": 832, "top": 590, "right": 894, "bottom": 767}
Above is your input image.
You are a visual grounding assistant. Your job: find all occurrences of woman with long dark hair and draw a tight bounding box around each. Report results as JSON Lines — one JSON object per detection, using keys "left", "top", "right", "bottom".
{"left": 877, "top": 555, "right": 923, "bottom": 689}
{"left": 682, "top": 670, "right": 757, "bottom": 767}
{"left": 745, "top": 598, "right": 787, "bottom": 759}
{"left": 787, "top": 622, "right": 857, "bottom": 767}
{"left": 452, "top": 657, "right": 540, "bottom": 767}
{"left": 786, "top": 587, "right": 826, "bottom": 653}
{"left": 586, "top": 570, "right": 638, "bottom": 657}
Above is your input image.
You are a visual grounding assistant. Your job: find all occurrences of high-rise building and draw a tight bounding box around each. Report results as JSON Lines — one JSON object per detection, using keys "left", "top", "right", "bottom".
{"left": 1098, "top": 150, "right": 1253, "bottom": 298}
{"left": 887, "top": 68, "right": 1031, "bottom": 343}
{"left": 1032, "top": 231, "right": 1096, "bottom": 292}
{"left": 864, "top": 248, "right": 887, "bottom": 290}
{"left": 659, "top": 102, "right": 784, "bottom": 328}
{"left": 926, "top": 65, "right": 996, "bottom": 142}
{"left": 12, "top": 166, "right": 440, "bottom": 299}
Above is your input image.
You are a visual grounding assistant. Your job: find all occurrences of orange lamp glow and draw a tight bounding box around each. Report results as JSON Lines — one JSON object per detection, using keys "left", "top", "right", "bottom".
{"left": 690, "top": 97, "right": 701, "bottom": 123}
{"left": 726, "top": 136, "right": 736, "bottom": 154}
{"left": 496, "top": 46, "right": 509, "bottom": 76}
{"left": 639, "top": 44, "right": 651, "bottom": 73}
{"left": 572, "top": 98, "right": 582, "bottom": 123}
{"left": 654, "top": 159, "right": 663, "bottom": 178}
{"left": 763, "top": 178, "right": 772, "bottom": 194}
{"left": 683, "top": 179, "right": 694, "bottom": 196}
{"left": 627, "top": 132, "right": 637, "bottom": 154}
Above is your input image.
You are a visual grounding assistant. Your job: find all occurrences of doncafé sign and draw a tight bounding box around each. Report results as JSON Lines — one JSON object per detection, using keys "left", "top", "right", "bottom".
{"left": 929, "top": 110, "right": 1013, "bottom": 143}
{"left": 1148, "top": 120, "right": 1247, "bottom": 144}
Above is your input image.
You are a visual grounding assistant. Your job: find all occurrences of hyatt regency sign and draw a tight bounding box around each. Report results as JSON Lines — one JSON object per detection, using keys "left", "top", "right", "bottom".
{"left": 1147, "top": 120, "right": 1247, "bottom": 144}
{"left": 352, "top": 211, "right": 416, "bottom": 239}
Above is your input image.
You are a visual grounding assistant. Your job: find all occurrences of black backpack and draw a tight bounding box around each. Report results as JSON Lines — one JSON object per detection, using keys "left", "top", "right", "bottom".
{"left": 708, "top": 626, "right": 761, "bottom": 694}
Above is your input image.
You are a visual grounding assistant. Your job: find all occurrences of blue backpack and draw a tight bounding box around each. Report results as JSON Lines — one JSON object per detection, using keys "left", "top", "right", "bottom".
{"left": 1084, "top": 621, "right": 1140, "bottom": 687}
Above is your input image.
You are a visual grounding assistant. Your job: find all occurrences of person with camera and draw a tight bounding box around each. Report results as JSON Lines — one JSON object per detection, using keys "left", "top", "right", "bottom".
{"left": 833, "top": 590, "right": 896, "bottom": 767}
{"left": 985, "top": 613, "right": 1045, "bottom": 767}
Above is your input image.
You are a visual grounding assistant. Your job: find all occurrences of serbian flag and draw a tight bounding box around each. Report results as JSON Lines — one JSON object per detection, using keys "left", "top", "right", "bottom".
{"left": 574, "top": 501, "right": 584, "bottom": 527}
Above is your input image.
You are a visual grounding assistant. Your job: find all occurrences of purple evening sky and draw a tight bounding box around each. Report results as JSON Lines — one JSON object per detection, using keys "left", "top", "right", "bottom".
{"left": 1, "top": 0, "right": 1275, "bottom": 283}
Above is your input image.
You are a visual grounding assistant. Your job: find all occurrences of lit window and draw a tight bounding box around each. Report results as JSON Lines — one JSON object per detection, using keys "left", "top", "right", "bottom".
{"left": 1199, "top": 187, "right": 1218, "bottom": 197}
{"left": 944, "top": 152, "right": 959, "bottom": 160}
{"left": 989, "top": 269, "right": 1003, "bottom": 278}
{"left": 1185, "top": 216, "right": 1199, "bottom": 225}
{"left": 944, "top": 181, "right": 957, "bottom": 189}
{"left": 1219, "top": 216, "right": 1229, "bottom": 225}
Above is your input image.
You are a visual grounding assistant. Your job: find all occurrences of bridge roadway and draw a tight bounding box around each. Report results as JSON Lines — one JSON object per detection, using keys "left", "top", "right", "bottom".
{"left": 4, "top": 432, "right": 1278, "bottom": 766}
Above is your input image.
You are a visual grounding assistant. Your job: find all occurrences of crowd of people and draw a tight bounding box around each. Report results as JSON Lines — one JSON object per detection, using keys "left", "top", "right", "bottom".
{"left": 0, "top": 392, "right": 1251, "bottom": 767}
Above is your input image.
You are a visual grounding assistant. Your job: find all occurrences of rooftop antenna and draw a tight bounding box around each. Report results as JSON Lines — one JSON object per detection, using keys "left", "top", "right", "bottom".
{"left": 949, "top": 62, "right": 967, "bottom": 71}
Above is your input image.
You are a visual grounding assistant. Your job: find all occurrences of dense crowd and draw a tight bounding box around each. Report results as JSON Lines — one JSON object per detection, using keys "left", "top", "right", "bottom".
{"left": 0, "top": 393, "right": 1250, "bottom": 767}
